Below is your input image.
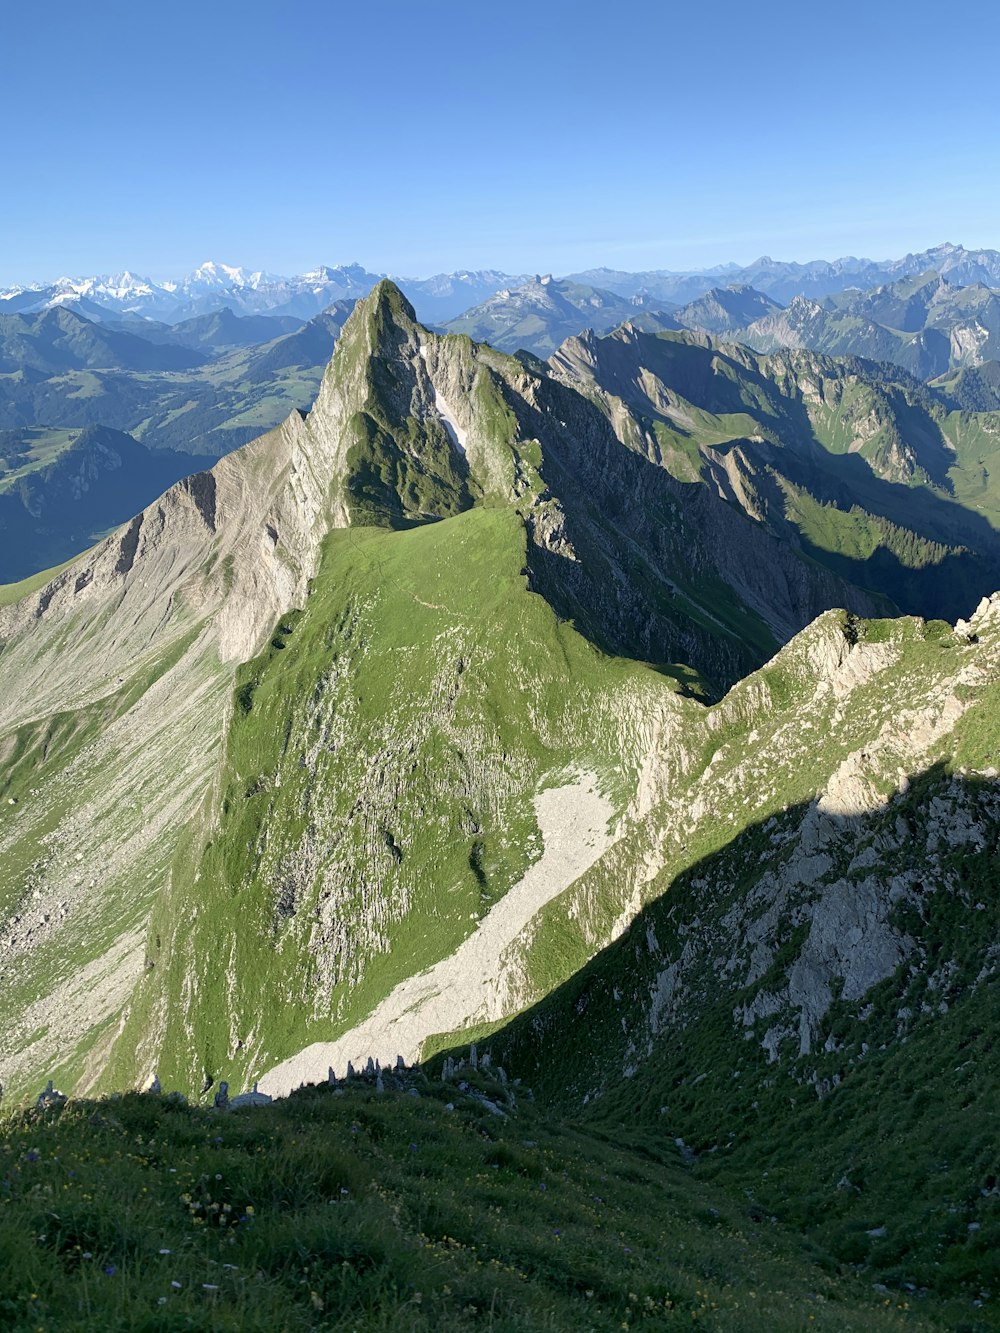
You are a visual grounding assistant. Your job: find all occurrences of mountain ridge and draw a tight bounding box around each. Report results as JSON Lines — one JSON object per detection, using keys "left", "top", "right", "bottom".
{"left": 9, "top": 241, "right": 1000, "bottom": 328}
{"left": 0, "top": 282, "right": 900, "bottom": 1106}
{"left": 2, "top": 282, "right": 1000, "bottom": 1320}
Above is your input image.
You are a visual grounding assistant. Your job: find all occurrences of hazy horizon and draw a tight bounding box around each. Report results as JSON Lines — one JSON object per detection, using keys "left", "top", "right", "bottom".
{"left": 4, "top": 238, "right": 996, "bottom": 291}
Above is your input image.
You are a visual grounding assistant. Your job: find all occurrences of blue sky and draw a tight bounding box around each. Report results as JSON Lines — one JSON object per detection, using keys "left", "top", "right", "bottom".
{"left": 4, "top": 0, "right": 1000, "bottom": 282}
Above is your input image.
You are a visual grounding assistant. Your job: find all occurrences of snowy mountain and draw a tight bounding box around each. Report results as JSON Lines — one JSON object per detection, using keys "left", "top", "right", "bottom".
{"left": 0, "top": 263, "right": 523, "bottom": 326}
{"left": 8, "top": 243, "right": 1000, "bottom": 329}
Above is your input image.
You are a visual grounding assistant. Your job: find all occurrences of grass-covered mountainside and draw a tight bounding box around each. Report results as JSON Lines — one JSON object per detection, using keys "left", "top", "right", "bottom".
{"left": 1, "top": 281, "right": 999, "bottom": 1326}
{"left": 0, "top": 1070, "right": 935, "bottom": 1332}
{"left": 932, "top": 359, "right": 1000, "bottom": 413}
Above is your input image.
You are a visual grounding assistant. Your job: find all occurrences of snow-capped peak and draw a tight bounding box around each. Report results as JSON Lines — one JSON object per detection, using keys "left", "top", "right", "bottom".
{"left": 185, "top": 262, "right": 276, "bottom": 291}
{"left": 188, "top": 261, "right": 251, "bottom": 287}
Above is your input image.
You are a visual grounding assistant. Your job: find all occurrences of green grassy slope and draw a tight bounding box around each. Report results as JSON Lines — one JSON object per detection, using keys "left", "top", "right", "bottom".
{"left": 108, "top": 505, "right": 664, "bottom": 1095}
{"left": 0, "top": 1073, "right": 937, "bottom": 1332}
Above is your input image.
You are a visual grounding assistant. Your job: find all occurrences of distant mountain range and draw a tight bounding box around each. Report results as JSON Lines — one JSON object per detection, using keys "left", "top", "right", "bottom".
{"left": 0, "top": 306, "right": 209, "bottom": 375}
{"left": 0, "top": 263, "right": 529, "bottom": 326}
{"left": 440, "top": 260, "right": 1000, "bottom": 377}
{"left": 8, "top": 241, "right": 1000, "bottom": 331}
{"left": 443, "top": 274, "right": 680, "bottom": 356}
{"left": 8, "top": 242, "right": 1000, "bottom": 585}
{"left": 683, "top": 270, "right": 1000, "bottom": 382}
{"left": 565, "top": 241, "right": 1000, "bottom": 305}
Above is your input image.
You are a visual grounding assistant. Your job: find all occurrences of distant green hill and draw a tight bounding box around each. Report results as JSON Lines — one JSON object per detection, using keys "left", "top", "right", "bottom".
{"left": 0, "top": 305, "right": 208, "bottom": 374}
{"left": 108, "top": 306, "right": 306, "bottom": 354}
{"left": 0, "top": 304, "right": 354, "bottom": 458}
{"left": 931, "top": 359, "right": 1000, "bottom": 412}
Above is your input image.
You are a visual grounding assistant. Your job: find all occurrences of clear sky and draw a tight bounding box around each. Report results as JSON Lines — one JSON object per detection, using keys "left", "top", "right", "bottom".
{"left": 4, "top": 0, "right": 1000, "bottom": 283}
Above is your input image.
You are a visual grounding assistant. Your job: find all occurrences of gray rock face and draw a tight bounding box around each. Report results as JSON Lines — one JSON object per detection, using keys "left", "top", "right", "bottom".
{"left": 786, "top": 877, "right": 911, "bottom": 1054}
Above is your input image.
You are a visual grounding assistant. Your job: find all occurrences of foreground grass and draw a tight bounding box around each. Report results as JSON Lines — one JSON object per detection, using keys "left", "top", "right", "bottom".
{"left": 0, "top": 1071, "right": 931, "bottom": 1332}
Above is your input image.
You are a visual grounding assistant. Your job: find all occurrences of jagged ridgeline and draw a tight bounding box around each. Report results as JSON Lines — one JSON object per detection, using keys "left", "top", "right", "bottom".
{"left": 0, "top": 280, "right": 994, "bottom": 1128}
{"left": 550, "top": 325, "right": 1000, "bottom": 625}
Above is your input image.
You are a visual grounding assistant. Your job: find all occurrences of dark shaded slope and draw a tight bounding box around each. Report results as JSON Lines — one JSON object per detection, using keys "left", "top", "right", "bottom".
{"left": 482, "top": 606, "right": 1000, "bottom": 1311}
{"left": 551, "top": 327, "right": 1000, "bottom": 624}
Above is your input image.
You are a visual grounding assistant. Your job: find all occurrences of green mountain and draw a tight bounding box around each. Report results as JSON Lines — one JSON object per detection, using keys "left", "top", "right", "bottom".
{"left": 0, "top": 306, "right": 208, "bottom": 374}
{"left": 109, "top": 306, "right": 306, "bottom": 354}
{"left": 443, "top": 275, "right": 680, "bottom": 356}
{"left": 1, "top": 284, "right": 999, "bottom": 1324}
{"left": 932, "top": 359, "right": 1000, "bottom": 412}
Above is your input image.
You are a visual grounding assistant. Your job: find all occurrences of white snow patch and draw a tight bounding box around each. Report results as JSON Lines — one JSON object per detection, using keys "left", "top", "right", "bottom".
{"left": 258, "top": 773, "right": 616, "bottom": 1095}
{"left": 419, "top": 345, "right": 468, "bottom": 456}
